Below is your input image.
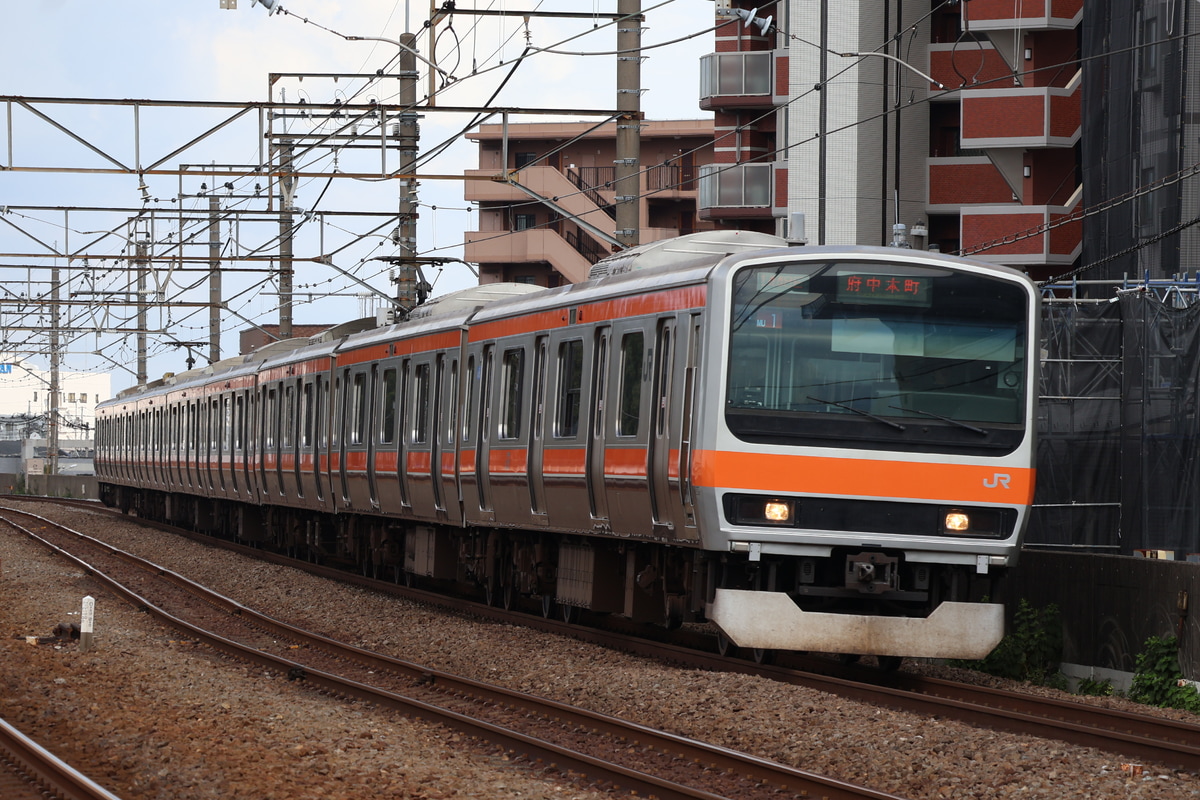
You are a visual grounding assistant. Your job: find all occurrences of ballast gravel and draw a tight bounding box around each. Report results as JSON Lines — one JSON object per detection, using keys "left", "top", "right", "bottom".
{"left": 1, "top": 501, "right": 1199, "bottom": 800}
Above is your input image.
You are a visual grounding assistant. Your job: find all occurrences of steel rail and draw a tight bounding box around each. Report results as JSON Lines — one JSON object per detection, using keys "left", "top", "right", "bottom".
{"left": 0, "top": 504, "right": 903, "bottom": 800}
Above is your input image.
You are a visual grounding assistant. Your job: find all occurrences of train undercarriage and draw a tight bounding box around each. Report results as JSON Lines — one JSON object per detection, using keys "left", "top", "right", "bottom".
{"left": 100, "top": 483, "right": 1008, "bottom": 660}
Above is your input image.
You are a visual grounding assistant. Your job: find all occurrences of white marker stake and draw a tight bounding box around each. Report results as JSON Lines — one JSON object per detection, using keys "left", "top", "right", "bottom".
{"left": 80, "top": 596, "right": 95, "bottom": 653}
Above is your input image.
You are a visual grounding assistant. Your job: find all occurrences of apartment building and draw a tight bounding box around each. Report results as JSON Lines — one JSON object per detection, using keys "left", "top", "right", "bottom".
{"left": 464, "top": 119, "right": 720, "bottom": 286}
{"left": 705, "top": 0, "right": 1083, "bottom": 281}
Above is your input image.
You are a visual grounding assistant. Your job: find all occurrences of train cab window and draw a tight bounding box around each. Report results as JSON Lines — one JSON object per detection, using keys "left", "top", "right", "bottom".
{"left": 412, "top": 363, "right": 431, "bottom": 444}
{"left": 726, "top": 259, "right": 1029, "bottom": 453}
{"left": 350, "top": 372, "right": 367, "bottom": 445}
{"left": 380, "top": 368, "right": 398, "bottom": 444}
{"left": 499, "top": 348, "right": 524, "bottom": 440}
{"left": 554, "top": 339, "right": 583, "bottom": 438}
{"left": 617, "top": 331, "right": 644, "bottom": 437}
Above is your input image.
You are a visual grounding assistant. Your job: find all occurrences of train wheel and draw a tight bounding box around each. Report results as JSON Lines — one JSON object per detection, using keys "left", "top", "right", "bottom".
{"left": 540, "top": 594, "right": 557, "bottom": 619}
{"left": 751, "top": 648, "right": 775, "bottom": 665}
{"left": 560, "top": 603, "right": 579, "bottom": 624}
{"left": 501, "top": 584, "right": 517, "bottom": 611}
{"left": 716, "top": 632, "right": 737, "bottom": 658}
{"left": 877, "top": 656, "right": 904, "bottom": 672}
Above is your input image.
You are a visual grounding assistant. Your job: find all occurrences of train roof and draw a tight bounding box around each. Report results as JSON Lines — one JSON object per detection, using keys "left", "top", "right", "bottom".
{"left": 588, "top": 230, "right": 788, "bottom": 279}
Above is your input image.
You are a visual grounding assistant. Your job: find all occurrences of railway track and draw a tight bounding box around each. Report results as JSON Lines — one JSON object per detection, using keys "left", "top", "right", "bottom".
{"left": 0, "top": 715, "right": 123, "bottom": 800}
{"left": 0, "top": 503, "right": 903, "bottom": 800}
{"left": 13, "top": 497, "right": 1200, "bottom": 775}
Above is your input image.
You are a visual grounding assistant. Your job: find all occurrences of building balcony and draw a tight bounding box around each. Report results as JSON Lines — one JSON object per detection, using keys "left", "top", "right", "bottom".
{"left": 928, "top": 157, "right": 1016, "bottom": 209}
{"left": 959, "top": 204, "right": 1081, "bottom": 267}
{"left": 929, "top": 43, "right": 1014, "bottom": 92}
{"left": 465, "top": 229, "right": 596, "bottom": 284}
{"left": 697, "top": 162, "right": 784, "bottom": 220}
{"left": 962, "top": 0, "right": 1082, "bottom": 31}
{"left": 699, "top": 50, "right": 786, "bottom": 110}
{"left": 961, "top": 72, "right": 1080, "bottom": 149}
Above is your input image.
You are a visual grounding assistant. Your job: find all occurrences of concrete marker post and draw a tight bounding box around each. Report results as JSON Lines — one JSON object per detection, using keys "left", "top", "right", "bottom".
{"left": 80, "top": 595, "right": 95, "bottom": 652}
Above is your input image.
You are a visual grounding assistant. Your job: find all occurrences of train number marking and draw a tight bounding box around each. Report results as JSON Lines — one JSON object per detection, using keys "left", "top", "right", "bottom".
{"left": 983, "top": 473, "right": 1011, "bottom": 489}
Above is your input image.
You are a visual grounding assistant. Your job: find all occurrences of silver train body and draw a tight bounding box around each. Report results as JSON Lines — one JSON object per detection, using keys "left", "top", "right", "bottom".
{"left": 96, "top": 232, "right": 1039, "bottom": 659}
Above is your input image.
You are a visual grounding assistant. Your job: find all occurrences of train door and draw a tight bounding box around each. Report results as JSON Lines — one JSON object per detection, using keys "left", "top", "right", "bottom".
{"left": 233, "top": 391, "right": 246, "bottom": 498}
{"left": 366, "top": 364, "right": 379, "bottom": 508}
{"left": 649, "top": 318, "right": 676, "bottom": 531}
{"left": 528, "top": 335, "right": 548, "bottom": 520}
{"left": 274, "top": 384, "right": 287, "bottom": 497}
{"left": 397, "top": 359, "right": 412, "bottom": 509}
{"left": 431, "top": 354, "right": 446, "bottom": 514}
{"left": 298, "top": 379, "right": 313, "bottom": 504}
{"left": 586, "top": 327, "right": 610, "bottom": 523}
{"left": 375, "top": 365, "right": 400, "bottom": 512}
{"left": 313, "top": 375, "right": 325, "bottom": 503}
{"left": 335, "top": 371, "right": 349, "bottom": 506}
{"left": 476, "top": 344, "right": 495, "bottom": 516}
{"left": 603, "top": 321, "right": 654, "bottom": 535}
{"left": 677, "top": 315, "right": 702, "bottom": 527}
{"left": 438, "top": 355, "right": 460, "bottom": 520}
{"left": 219, "top": 395, "right": 230, "bottom": 494}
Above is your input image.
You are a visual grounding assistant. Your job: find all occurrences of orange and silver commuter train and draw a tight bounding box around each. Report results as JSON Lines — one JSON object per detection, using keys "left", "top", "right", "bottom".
{"left": 95, "top": 231, "right": 1039, "bottom": 661}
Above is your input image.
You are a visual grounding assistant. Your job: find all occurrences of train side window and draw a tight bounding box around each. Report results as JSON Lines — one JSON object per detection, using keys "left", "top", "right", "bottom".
{"left": 380, "top": 367, "right": 398, "bottom": 444}
{"left": 617, "top": 331, "right": 644, "bottom": 437}
{"left": 350, "top": 372, "right": 367, "bottom": 445}
{"left": 235, "top": 395, "right": 245, "bottom": 451}
{"left": 499, "top": 348, "right": 524, "bottom": 440}
{"left": 301, "top": 382, "right": 314, "bottom": 447}
{"left": 554, "top": 339, "right": 583, "bottom": 438}
{"left": 282, "top": 385, "right": 294, "bottom": 448}
{"left": 412, "top": 362, "right": 431, "bottom": 444}
{"left": 446, "top": 359, "right": 459, "bottom": 446}
{"left": 462, "top": 355, "right": 476, "bottom": 441}
{"left": 265, "top": 388, "right": 278, "bottom": 449}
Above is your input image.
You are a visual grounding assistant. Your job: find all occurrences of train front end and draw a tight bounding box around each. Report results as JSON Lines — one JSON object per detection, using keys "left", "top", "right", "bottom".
{"left": 697, "top": 246, "right": 1038, "bottom": 660}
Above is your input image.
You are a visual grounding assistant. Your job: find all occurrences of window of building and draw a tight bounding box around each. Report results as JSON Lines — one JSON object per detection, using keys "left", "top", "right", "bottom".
{"left": 514, "top": 151, "right": 538, "bottom": 169}
{"left": 514, "top": 213, "right": 537, "bottom": 231}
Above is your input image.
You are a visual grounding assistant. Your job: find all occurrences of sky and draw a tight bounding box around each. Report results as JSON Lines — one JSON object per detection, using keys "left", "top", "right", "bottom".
{"left": 0, "top": 0, "right": 716, "bottom": 396}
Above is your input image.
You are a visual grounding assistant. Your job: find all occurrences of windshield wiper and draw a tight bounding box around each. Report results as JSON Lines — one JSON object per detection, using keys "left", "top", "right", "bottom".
{"left": 889, "top": 405, "right": 989, "bottom": 436}
{"left": 807, "top": 395, "right": 906, "bottom": 431}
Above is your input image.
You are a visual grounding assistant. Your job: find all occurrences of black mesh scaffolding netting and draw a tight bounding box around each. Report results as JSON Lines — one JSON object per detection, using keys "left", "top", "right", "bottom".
{"left": 1030, "top": 293, "right": 1200, "bottom": 554}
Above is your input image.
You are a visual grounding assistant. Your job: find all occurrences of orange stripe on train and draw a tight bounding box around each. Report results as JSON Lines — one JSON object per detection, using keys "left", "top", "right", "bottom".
{"left": 691, "top": 450, "right": 1036, "bottom": 505}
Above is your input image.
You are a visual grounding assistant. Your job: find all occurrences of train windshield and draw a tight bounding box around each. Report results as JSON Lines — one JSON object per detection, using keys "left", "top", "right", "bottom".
{"left": 726, "top": 259, "right": 1030, "bottom": 454}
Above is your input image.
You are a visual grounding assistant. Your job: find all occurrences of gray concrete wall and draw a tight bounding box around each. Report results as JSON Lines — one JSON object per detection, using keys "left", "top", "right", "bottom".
{"left": 24, "top": 474, "right": 98, "bottom": 500}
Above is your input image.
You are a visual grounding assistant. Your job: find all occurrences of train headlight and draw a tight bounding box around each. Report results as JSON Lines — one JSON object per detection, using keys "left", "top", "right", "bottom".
{"left": 943, "top": 510, "right": 971, "bottom": 532}
{"left": 939, "top": 507, "right": 1005, "bottom": 537}
{"left": 726, "top": 495, "right": 796, "bottom": 526}
{"left": 764, "top": 500, "right": 792, "bottom": 523}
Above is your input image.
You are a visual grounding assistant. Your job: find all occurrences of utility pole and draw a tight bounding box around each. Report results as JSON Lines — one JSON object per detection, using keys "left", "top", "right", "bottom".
{"left": 394, "top": 32, "right": 421, "bottom": 314}
{"left": 614, "top": 0, "right": 643, "bottom": 251}
{"left": 275, "top": 138, "right": 295, "bottom": 338}
{"left": 48, "top": 261, "right": 60, "bottom": 478}
{"left": 135, "top": 239, "right": 149, "bottom": 386}
{"left": 209, "top": 195, "right": 223, "bottom": 363}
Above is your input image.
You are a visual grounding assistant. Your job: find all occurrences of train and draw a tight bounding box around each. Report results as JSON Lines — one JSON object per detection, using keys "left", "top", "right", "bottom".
{"left": 95, "top": 230, "right": 1039, "bottom": 663}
